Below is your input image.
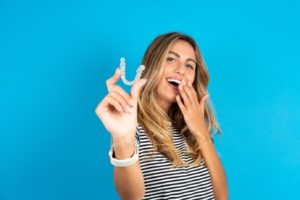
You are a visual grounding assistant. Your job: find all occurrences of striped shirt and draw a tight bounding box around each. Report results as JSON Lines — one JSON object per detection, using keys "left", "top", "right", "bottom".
{"left": 136, "top": 123, "right": 215, "bottom": 200}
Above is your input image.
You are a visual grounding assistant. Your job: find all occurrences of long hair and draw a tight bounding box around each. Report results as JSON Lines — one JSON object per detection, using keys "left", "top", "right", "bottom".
{"left": 137, "top": 32, "right": 221, "bottom": 167}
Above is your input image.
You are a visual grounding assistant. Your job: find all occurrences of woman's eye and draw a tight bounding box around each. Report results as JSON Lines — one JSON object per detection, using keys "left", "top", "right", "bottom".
{"left": 186, "top": 64, "right": 194, "bottom": 69}
{"left": 167, "top": 57, "right": 176, "bottom": 63}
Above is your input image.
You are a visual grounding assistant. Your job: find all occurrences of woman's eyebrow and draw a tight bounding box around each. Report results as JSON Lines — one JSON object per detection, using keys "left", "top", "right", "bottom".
{"left": 169, "top": 51, "right": 180, "bottom": 58}
{"left": 169, "top": 51, "right": 196, "bottom": 64}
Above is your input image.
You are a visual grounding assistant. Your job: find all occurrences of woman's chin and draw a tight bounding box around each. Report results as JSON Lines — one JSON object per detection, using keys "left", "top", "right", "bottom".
{"left": 169, "top": 95, "right": 178, "bottom": 103}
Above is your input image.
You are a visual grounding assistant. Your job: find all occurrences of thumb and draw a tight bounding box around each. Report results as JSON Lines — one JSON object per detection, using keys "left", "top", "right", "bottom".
{"left": 130, "top": 78, "right": 147, "bottom": 104}
{"left": 107, "top": 67, "right": 121, "bottom": 92}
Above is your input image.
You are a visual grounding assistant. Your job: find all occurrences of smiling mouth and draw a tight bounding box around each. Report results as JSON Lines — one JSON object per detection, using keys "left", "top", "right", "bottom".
{"left": 167, "top": 80, "right": 179, "bottom": 89}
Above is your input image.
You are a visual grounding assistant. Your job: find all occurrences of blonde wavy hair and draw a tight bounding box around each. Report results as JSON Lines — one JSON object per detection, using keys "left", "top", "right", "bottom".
{"left": 137, "top": 32, "right": 221, "bottom": 167}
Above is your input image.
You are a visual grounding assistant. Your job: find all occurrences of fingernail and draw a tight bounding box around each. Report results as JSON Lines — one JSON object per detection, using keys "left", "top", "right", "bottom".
{"left": 116, "top": 68, "right": 120, "bottom": 74}
{"left": 182, "top": 80, "right": 186, "bottom": 85}
{"left": 128, "top": 99, "right": 135, "bottom": 106}
{"left": 118, "top": 105, "right": 123, "bottom": 112}
{"left": 179, "top": 84, "right": 183, "bottom": 90}
{"left": 141, "top": 79, "right": 147, "bottom": 85}
{"left": 125, "top": 105, "right": 133, "bottom": 113}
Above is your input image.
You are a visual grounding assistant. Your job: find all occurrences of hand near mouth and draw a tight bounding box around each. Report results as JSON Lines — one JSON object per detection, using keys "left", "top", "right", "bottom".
{"left": 176, "top": 79, "right": 211, "bottom": 145}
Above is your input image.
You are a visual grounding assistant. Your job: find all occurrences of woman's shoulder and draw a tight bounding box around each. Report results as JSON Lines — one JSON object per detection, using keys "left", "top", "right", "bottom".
{"left": 136, "top": 122, "right": 154, "bottom": 142}
{"left": 135, "top": 122, "right": 147, "bottom": 145}
{"left": 137, "top": 122, "right": 152, "bottom": 132}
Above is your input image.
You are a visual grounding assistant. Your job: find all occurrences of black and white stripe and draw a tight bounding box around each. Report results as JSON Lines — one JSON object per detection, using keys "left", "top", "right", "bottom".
{"left": 136, "top": 123, "right": 215, "bottom": 200}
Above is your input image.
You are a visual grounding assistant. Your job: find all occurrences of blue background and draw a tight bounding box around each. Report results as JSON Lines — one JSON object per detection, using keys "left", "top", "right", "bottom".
{"left": 1, "top": 0, "right": 299, "bottom": 199}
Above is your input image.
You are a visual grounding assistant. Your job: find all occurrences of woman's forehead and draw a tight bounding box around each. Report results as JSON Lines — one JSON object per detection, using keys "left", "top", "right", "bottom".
{"left": 169, "top": 40, "right": 196, "bottom": 60}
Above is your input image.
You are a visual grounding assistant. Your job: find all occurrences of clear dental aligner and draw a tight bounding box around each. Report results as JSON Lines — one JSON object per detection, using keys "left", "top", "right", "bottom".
{"left": 119, "top": 57, "right": 145, "bottom": 86}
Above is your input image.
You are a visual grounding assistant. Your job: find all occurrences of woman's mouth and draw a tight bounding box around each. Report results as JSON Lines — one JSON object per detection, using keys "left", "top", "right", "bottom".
{"left": 166, "top": 80, "right": 179, "bottom": 90}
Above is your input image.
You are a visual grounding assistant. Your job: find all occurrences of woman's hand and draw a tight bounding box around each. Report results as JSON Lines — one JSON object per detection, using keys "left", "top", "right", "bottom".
{"left": 95, "top": 67, "right": 147, "bottom": 140}
{"left": 176, "top": 79, "right": 210, "bottom": 143}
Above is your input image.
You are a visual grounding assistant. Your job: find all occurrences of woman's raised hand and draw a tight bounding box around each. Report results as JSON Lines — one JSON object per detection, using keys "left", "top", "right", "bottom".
{"left": 95, "top": 68, "right": 147, "bottom": 140}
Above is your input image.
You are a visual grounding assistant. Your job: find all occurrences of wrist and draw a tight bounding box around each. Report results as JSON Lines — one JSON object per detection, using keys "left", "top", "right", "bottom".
{"left": 195, "top": 132, "right": 212, "bottom": 148}
{"left": 113, "top": 143, "right": 136, "bottom": 159}
{"left": 112, "top": 133, "right": 136, "bottom": 159}
{"left": 109, "top": 141, "right": 139, "bottom": 167}
{"left": 112, "top": 132, "right": 135, "bottom": 145}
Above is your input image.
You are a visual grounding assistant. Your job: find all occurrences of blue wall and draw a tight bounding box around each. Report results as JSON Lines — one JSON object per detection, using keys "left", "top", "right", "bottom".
{"left": 1, "top": 0, "right": 299, "bottom": 199}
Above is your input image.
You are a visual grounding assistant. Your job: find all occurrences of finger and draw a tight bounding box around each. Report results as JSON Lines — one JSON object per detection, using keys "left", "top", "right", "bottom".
{"left": 178, "top": 83, "right": 191, "bottom": 107}
{"left": 106, "top": 67, "right": 121, "bottom": 92}
{"left": 130, "top": 78, "right": 147, "bottom": 104}
{"left": 187, "top": 80, "right": 199, "bottom": 103}
{"left": 176, "top": 94, "right": 187, "bottom": 114}
{"left": 181, "top": 80, "right": 195, "bottom": 106}
{"left": 200, "top": 94, "right": 209, "bottom": 114}
{"left": 105, "top": 95, "right": 124, "bottom": 112}
{"left": 111, "top": 85, "right": 134, "bottom": 107}
{"left": 110, "top": 91, "right": 133, "bottom": 113}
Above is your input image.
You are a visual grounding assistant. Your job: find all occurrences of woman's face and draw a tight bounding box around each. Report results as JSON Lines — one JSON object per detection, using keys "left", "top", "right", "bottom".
{"left": 156, "top": 40, "right": 196, "bottom": 113}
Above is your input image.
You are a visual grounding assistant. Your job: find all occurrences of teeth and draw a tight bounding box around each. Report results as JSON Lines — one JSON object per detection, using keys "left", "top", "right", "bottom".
{"left": 167, "top": 78, "right": 181, "bottom": 85}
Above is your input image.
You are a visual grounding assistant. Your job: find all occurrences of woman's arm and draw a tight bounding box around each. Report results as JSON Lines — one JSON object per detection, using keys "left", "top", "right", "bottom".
{"left": 175, "top": 80, "right": 228, "bottom": 199}
{"left": 197, "top": 135, "right": 228, "bottom": 200}
{"left": 112, "top": 135, "right": 145, "bottom": 200}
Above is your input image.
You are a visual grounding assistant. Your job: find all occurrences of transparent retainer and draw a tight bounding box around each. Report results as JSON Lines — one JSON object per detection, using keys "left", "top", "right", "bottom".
{"left": 119, "top": 57, "right": 145, "bottom": 86}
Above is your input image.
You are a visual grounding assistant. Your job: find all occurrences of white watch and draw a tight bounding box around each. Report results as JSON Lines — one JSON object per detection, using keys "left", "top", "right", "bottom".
{"left": 108, "top": 142, "right": 139, "bottom": 167}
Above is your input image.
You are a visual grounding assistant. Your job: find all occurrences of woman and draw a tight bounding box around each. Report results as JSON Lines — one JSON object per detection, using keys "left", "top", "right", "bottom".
{"left": 95, "top": 32, "right": 228, "bottom": 200}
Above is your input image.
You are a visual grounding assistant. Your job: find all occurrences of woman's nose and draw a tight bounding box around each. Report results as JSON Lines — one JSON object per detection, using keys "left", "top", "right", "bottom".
{"left": 175, "top": 61, "right": 186, "bottom": 75}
